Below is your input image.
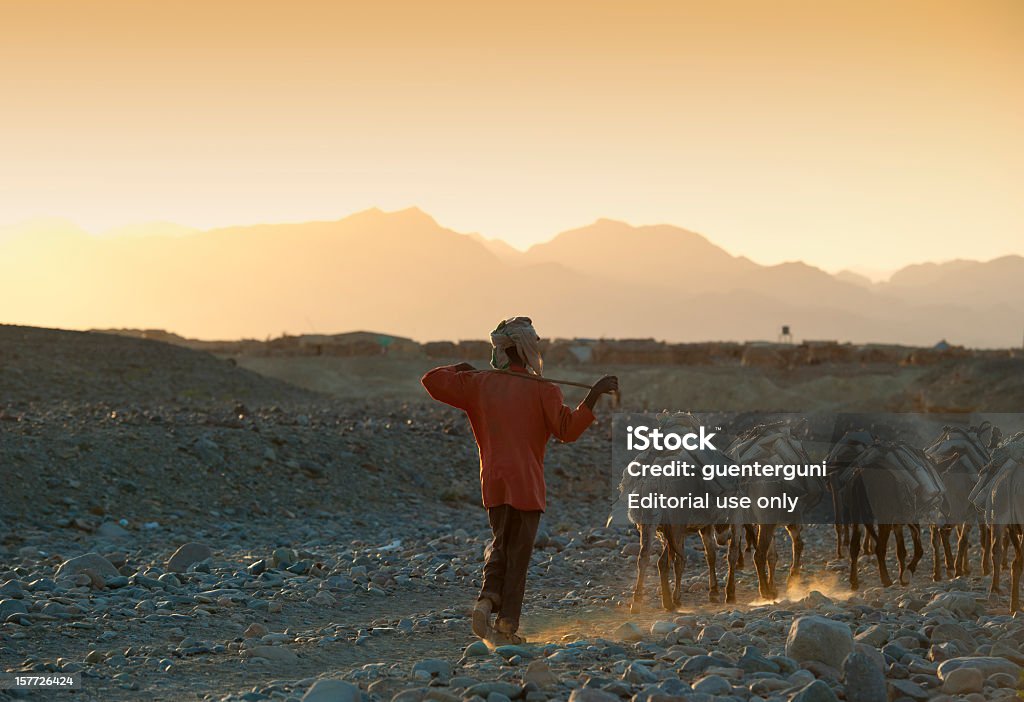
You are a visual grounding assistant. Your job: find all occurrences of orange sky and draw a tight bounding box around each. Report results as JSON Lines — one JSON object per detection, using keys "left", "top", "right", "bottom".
{"left": 2, "top": 0, "right": 1021, "bottom": 273}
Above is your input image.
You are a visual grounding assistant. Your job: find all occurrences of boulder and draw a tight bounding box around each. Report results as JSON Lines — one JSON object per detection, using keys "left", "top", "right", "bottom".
{"left": 942, "top": 667, "right": 983, "bottom": 695}
{"left": 792, "top": 680, "right": 839, "bottom": 702}
{"left": 166, "top": 542, "right": 212, "bottom": 573}
{"left": 303, "top": 680, "right": 361, "bottom": 702}
{"left": 786, "top": 615, "right": 854, "bottom": 670}
{"left": 523, "top": 661, "right": 558, "bottom": 689}
{"left": 568, "top": 689, "right": 618, "bottom": 702}
{"left": 842, "top": 651, "right": 886, "bottom": 702}
{"left": 938, "top": 656, "right": 1021, "bottom": 680}
{"left": 54, "top": 552, "right": 120, "bottom": 580}
{"left": 246, "top": 645, "right": 298, "bottom": 664}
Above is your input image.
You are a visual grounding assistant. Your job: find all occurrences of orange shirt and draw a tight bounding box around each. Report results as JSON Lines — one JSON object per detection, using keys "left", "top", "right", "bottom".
{"left": 421, "top": 363, "right": 595, "bottom": 512}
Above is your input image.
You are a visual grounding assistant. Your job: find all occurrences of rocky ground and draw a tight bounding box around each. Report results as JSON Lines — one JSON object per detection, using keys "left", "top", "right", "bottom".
{"left": 1, "top": 326, "right": 1022, "bottom": 701}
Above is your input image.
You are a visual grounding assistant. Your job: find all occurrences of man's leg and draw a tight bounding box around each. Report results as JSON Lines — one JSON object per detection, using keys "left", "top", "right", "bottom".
{"left": 474, "top": 505, "right": 510, "bottom": 638}
{"left": 494, "top": 509, "right": 541, "bottom": 636}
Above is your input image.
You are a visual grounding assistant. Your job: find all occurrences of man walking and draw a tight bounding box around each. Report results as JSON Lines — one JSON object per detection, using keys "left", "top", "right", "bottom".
{"left": 421, "top": 317, "right": 618, "bottom": 644}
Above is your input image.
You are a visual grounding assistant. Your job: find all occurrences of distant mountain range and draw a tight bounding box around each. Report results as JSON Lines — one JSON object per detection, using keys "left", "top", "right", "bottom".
{"left": 1, "top": 208, "right": 1021, "bottom": 347}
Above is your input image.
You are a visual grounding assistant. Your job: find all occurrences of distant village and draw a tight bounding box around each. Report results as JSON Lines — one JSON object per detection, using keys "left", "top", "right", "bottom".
{"left": 93, "top": 328, "right": 1019, "bottom": 369}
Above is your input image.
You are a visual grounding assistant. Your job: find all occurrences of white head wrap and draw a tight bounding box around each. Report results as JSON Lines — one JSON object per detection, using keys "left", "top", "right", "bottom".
{"left": 489, "top": 316, "right": 543, "bottom": 376}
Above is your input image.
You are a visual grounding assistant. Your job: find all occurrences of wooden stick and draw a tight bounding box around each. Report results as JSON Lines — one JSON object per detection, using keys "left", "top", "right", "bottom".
{"left": 488, "top": 369, "right": 620, "bottom": 407}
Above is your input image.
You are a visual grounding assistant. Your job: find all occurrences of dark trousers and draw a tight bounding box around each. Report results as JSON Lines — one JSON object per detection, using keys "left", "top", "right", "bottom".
{"left": 479, "top": 504, "right": 541, "bottom": 633}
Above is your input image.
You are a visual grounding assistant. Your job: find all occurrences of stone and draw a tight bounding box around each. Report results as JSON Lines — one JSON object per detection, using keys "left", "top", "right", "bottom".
{"left": 96, "top": 521, "right": 131, "bottom": 539}
{"left": 465, "top": 683, "right": 520, "bottom": 699}
{"left": 930, "top": 622, "right": 976, "bottom": 650}
{"left": 789, "top": 670, "right": 816, "bottom": 687}
{"left": 302, "top": 679, "right": 362, "bottom": 702}
{"left": 937, "top": 656, "right": 1021, "bottom": 680}
{"left": 166, "top": 542, "right": 212, "bottom": 573}
{"left": 801, "top": 590, "right": 834, "bottom": 608}
{"left": 691, "top": 675, "right": 730, "bottom": 696}
{"left": 852, "top": 644, "right": 886, "bottom": 672}
{"left": 887, "top": 679, "right": 929, "bottom": 702}
{"left": 464, "top": 641, "right": 490, "bottom": 657}
{"left": 990, "top": 640, "right": 1024, "bottom": 665}
{"left": 750, "top": 678, "right": 790, "bottom": 696}
{"left": 843, "top": 651, "right": 886, "bottom": 702}
{"left": 738, "top": 646, "right": 778, "bottom": 674}
{"left": 792, "top": 680, "right": 839, "bottom": 702}
{"left": 650, "top": 620, "right": 676, "bottom": 637}
{"left": 567, "top": 689, "right": 618, "bottom": 702}
{"left": 696, "top": 624, "right": 726, "bottom": 643}
{"left": 623, "top": 662, "right": 657, "bottom": 684}
{"left": 614, "top": 622, "right": 644, "bottom": 642}
{"left": 449, "top": 677, "right": 480, "bottom": 689}
{"left": 988, "top": 672, "right": 1017, "bottom": 688}
{"left": 854, "top": 624, "right": 890, "bottom": 647}
{"left": 412, "top": 659, "right": 451, "bottom": 682}
{"left": 54, "top": 552, "right": 120, "bottom": 580}
{"left": 310, "top": 591, "right": 336, "bottom": 607}
{"left": 922, "top": 591, "right": 984, "bottom": 618}
{"left": 941, "top": 667, "right": 983, "bottom": 695}
{"left": 244, "top": 623, "right": 268, "bottom": 639}
{"left": 523, "top": 661, "right": 558, "bottom": 689}
{"left": 247, "top": 645, "right": 298, "bottom": 664}
{"left": 681, "top": 654, "right": 734, "bottom": 675}
{"left": 0, "top": 599, "right": 28, "bottom": 621}
{"left": 0, "top": 580, "right": 23, "bottom": 599}
{"left": 495, "top": 644, "right": 535, "bottom": 660}
{"left": 272, "top": 548, "right": 298, "bottom": 569}
{"left": 785, "top": 615, "right": 853, "bottom": 670}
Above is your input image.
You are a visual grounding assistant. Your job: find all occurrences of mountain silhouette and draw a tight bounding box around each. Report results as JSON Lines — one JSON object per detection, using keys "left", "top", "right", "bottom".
{"left": 0, "top": 209, "right": 1020, "bottom": 346}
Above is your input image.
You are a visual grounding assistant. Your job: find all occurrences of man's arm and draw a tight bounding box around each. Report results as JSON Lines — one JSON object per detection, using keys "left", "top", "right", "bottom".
{"left": 583, "top": 375, "right": 619, "bottom": 411}
{"left": 421, "top": 363, "right": 476, "bottom": 409}
{"left": 542, "top": 375, "right": 618, "bottom": 442}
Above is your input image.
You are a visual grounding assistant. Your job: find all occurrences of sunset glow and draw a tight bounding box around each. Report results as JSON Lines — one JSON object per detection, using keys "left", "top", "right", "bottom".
{"left": 2, "top": 0, "right": 1021, "bottom": 273}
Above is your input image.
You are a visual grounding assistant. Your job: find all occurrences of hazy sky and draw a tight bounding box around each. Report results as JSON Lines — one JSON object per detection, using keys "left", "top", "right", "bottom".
{"left": 2, "top": 0, "right": 1021, "bottom": 273}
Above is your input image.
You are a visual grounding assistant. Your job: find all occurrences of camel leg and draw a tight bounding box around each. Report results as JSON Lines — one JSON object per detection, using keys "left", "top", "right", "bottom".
{"left": 725, "top": 526, "right": 739, "bottom": 604}
{"left": 954, "top": 524, "right": 971, "bottom": 577}
{"left": 875, "top": 525, "right": 894, "bottom": 587}
{"left": 894, "top": 525, "right": 909, "bottom": 585}
{"left": 632, "top": 525, "right": 652, "bottom": 612}
{"left": 981, "top": 524, "right": 993, "bottom": 576}
{"left": 929, "top": 528, "right": 942, "bottom": 581}
{"left": 931, "top": 526, "right": 943, "bottom": 582}
{"left": 700, "top": 527, "right": 721, "bottom": 603}
{"left": 939, "top": 525, "right": 954, "bottom": 577}
{"left": 753, "top": 525, "right": 776, "bottom": 600}
{"left": 863, "top": 527, "right": 874, "bottom": 554}
{"left": 1010, "top": 527, "right": 1022, "bottom": 614}
{"left": 670, "top": 527, "right": 686, "bottom": 607}
{"left": 787, "top": 524, "right": 804, "bottom": 587}
{"left": 656, "top": 531, "right": 674, "bottom": 611}
{"left": 850, "top": 523, "right": 861, "bottom": 591}
{"left": 737, "top": 524, "right": 755, "bottom": 570}
{"left": 909, "top": 523, "right": 925, "bottom": 581}
{"left": 991, "top": 525, "right": 1004, "bottom": 595}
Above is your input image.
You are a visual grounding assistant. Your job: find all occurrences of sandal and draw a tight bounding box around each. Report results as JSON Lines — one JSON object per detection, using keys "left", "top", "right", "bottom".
{"left": 471, "top": 599, "right": 493, "bottom": 640}
{"left": 487, "top": 630, "right": 526, "bottom": 646}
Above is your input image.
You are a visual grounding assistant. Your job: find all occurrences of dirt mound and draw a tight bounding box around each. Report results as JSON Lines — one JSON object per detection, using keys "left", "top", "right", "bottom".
{"left": 0, "top": 325, "right": 317, "bottom": 407}
{"left": 899, "top": 358, "right": 1024, "bottom": 412}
